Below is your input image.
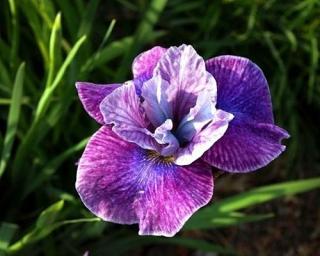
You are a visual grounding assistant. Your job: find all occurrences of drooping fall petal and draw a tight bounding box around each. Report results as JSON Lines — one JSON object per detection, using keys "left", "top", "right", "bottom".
{"left": 76, "top": 126, "right": 213, "bottom": 237}
{"left": 204, "top": 55, "right": 288, "bottom": 172}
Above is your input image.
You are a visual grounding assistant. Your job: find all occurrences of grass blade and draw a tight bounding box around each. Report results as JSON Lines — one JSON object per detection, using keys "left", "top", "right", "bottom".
{"left": 45, "top": 12, "right": 62, "bottom": 88}
{"left": 0, "top": 63, "right": 25, "bottom": 178}
{"left": 35, "top": 35, "right": 87, "bottom": 120}
{"left": 0, "top": 222, "right": 18, "bottom": 254}
{"left": 194, "top": 177, "right": 320, "bottom": 218}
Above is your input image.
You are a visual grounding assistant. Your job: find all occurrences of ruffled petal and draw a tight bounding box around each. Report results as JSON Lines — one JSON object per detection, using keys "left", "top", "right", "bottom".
{"left": 204, "top": 55, "right": 289, "bottom": 172}
{"left": 76, "top": 126, "right": 213, "bottom": 237}
{"left": 141, "top": 75, "right": 173, "bottom": 127}
{"left": 76, "top": 82, "right": 120, "bottom": 124}
{"left": 132, "top": 46, "right": 167, "bottom": 78}
{"left": 174, "top": 109, "right": 234, "bottom": 166}
{"left": 205, "top": 55, "right": 273, "bottom": 123}
{"left": 100, "top": 81, "right": 158, "bottom": 151}
{"left": 175, "top": 89, "right": 219, "bottom": 143}
{"left": 153, "top": 119, "right": 179, "bottom": 156}
{"left": 154, "top": 45, "right": 217, "bottom": 121}
{"left": 203, "top": 118, "right": 290, "bottom": 172}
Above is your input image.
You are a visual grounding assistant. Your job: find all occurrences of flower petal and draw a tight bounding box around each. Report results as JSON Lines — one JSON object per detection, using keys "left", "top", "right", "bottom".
{"left": 100, "top": 81, "right": 158, "bottom": 151}
{"left": 76, "top": 126, "right": 140, "bottom": 224}
{"left": 141, "top": 75, "right": 173, "bottom": 127}
{"left": 205, "top": 55, "right": 273, "bottom": 123}
{"left": 175, "top": 88, "right": 219, "bottom": 143}
{"left": 154, "top": 45, "right": 217, "bottom": 121}
{"left": 76, "top": 126, "right": 214, "bottom": 237}
{"left": 153, "top": 119, "right": 179, "bottom": 156}
{"left": 204, "top": 55, "right": 289, "bottom": 172}
{"left": 132, "top": 46, "right": 167, "bottom": 78}
{"left": 203, "top": 118, "right": 290, "bottom": 172}
{"left": 174, "top": 109, "right": 234, "bottom": 166}
{"left": 76, "top": 82, "right": 120, "bottom": 124}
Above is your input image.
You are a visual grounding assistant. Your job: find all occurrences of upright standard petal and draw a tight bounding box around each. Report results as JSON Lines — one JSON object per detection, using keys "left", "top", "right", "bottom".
{"left": 204, "top": 56, "right": 289, "bottom": 172}
{"left": 141, "top": 75, "right": 173, "bottom": 127}
{"left": 76, "top": 126, "right": 213, "bottom": 237}
{"left": 100, "top": 81, "right": 158, "bottom": 151}
{"left": 154, "top": 45, "right": 217, "bottom": 121}
{"left": 76, "top": 82, "right": 120, "bottom": 124}
{"left": 132, "top": 46, "right": 167, "bottom": 78}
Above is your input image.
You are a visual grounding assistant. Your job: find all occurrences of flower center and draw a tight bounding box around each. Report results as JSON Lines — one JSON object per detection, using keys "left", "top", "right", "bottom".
{"left": 147, "top": 150, "right": 175, "bottom": 163}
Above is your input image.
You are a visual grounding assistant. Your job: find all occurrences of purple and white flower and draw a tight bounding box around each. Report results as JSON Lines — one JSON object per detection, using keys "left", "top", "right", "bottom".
{"left": 75, "top": 45, "right": 289, "bottom": 237}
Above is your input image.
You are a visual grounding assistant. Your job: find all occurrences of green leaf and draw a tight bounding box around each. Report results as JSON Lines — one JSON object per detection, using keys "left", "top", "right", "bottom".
{"left": 0, "top": 62, "right": 25, "bottom": 178}
{"left": 185, "top": 212, "right": 273, "bottom": 230}
{"left": 0, "top": 222, "right": 18, "bottom": 253}
{"left": 45, "top": 12, "right": 62, "bottom": 88}
{"left": 7, "top": 200, "right": 64, "bottom": 253}
{"left": 36, "top": 200, "right": 64, "bottom": 228}
{"left": 35, "top": 35, "right": 87, "bottom": 120}
{"left": 189, "top": 177, "right": 320, "bottom": 226}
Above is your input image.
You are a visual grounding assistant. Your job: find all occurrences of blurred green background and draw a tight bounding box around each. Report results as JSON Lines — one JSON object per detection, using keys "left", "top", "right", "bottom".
{"left": 0, "top": 0, "right": 320, "bottom": 255}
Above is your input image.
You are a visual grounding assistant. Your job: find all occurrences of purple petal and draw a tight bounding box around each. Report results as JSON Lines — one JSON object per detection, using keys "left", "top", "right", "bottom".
{"left": 154, "top": 45, "right": 217, "bottom": 121}
{"left": 205, "top": 55, "right": 273, "bottom": 123}
{"left": 153, "top": 119, "right": 179, "bottom": 156}
{"left": 76, "top": 82, "right": 120, "bottom": 124}
{"left": 174, "top": 109, "right": 233, "bottom": 166}
{"left": 141, "top": 75, "right": 173, "bottom": 127}
{"left": 176, "top": 89, "right": 219, "bottom": 143}
{"left": 204, "top": 55, "right": 289, "bottom": 172}
{"left": 203, "top": 118, "right": 289, "bottom": 172}
{"left": 132, "top": 46, "right": 167, "bottom": 78}
{"left": 76, "top": 126, "right": 213, "bottom": 237}
{"left": 76, "top": 126, "right": 140, "bottom": 224}
{"left": 100, "top": 81, "right": 158, "bottom": 151}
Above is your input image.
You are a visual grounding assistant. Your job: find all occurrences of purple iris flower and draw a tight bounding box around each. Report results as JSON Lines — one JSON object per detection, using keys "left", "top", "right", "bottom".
{"left": 75, "top": 45, "right": 289, "bottom": 237}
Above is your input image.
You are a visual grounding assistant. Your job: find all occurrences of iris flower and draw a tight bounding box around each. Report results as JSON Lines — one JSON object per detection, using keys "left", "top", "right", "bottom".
{"left": 75, "top": 45, "right": 289, "bottom": 237}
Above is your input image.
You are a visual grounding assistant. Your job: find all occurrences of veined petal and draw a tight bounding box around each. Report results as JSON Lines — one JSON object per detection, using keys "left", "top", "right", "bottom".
{"left": 76, "top": 126, "right": 213, "bottom": 237}
{"left": 100, "top": 81, "right": 158, "bottom": 151}
{"left": 141, "top": 75, "right": 173, "bottom": 127}
{"left": 176, "top": 89, "right": 218, "bottom": 143}
{"left": 153, "top": 119, "right": 179, "bottom": 156}
{"left": 204, "top": 55, "right": 289, "bottom": 172}
{"left": 175, "top": 110, "right": 234, "bottom": 166}
{"left": 76, "top": 82, "right": 120, "bottom": 124}
{"left": 76, "top": 127, "right": 140, "bottom": 224}
{"left": 154, "top": 45, "right": 217, "bottom": 121}
{"left": 203, "top": 119, "right": 289, "bottom": 172}
{"left": 205, "top": 55, "right": 273, "bottom": 123}
{"left": 132, "top": 46, "right": 167, "bottom": 78}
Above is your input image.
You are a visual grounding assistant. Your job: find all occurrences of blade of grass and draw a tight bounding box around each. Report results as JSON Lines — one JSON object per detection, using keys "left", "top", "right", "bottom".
{"left": 45, "top": 12, "right": 62, "bottom": 88}
{"left": 308, "top": 36, "right": 318, "bottom": 102}
{"left": 12, "top": 36, "right": 86, "bottom": 179}
{"left": 194, "top": 177, "right": 320, "bottom": 218}
{"left": 36, "top": 35, "right": 86, "bottom": 119}
{"left": 184, "top": 212, "right": 274, "bottom": 230}
{"left": 8, "top": 0, "right": 19, "bottom": 68}
{"left": 0, "top": 222, "right": 18, "bottom": 254}
{"left": 7, "top": 200, "right": 64, "bottom": 253}
{"left": 0, "top": 62, "right": 25, "bottom": 178}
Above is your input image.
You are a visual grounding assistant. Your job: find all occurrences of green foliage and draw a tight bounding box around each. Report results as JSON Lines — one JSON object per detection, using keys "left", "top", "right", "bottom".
{"left": 0, "top": 0, "right": 319, "bottom": 255}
